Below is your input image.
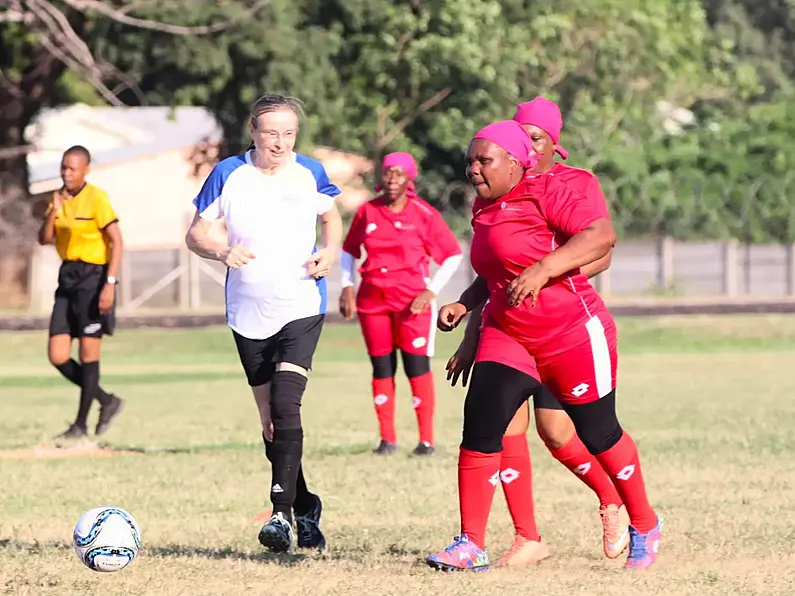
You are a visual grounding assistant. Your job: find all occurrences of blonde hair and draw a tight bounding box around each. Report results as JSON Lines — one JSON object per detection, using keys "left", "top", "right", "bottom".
{"left": 249, "top": 93, "right": 305, "bottom": 129}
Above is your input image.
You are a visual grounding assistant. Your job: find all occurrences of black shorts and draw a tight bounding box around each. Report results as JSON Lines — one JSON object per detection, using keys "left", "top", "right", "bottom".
{"left": 232, "top": 314, "right": 324, "bottom": 387}
{"left": 533, "top": 383, "right": 564, "bottom": 411}
{"left": 49, "top": 260, "right": 116, "bottom": 339}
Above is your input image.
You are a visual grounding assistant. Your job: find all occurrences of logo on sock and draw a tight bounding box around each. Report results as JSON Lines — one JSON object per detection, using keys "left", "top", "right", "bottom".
{"left": 488, "top": 471, "right": 500, "bottom": 486}
{"left": 374, "top": 394, "right": 389, "bottom": 406}
{"left": 271, "top": 484, "right": 284, "bottom": 493}
{"left": 412, "top": 396, "right": 421, "bottom": 409}
{"left": 575, "top": 462, "right": 592, "bottom": 476}
{"left": 615, "top": 465, "right": 636, "bottom": 481}
{"left": 499, "top": 468, "right": 520, "bottom": 484}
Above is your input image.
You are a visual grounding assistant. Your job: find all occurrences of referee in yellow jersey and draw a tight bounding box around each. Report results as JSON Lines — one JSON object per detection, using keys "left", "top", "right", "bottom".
{"left": 38, "top": 146, "right": 125, "bottom": 439}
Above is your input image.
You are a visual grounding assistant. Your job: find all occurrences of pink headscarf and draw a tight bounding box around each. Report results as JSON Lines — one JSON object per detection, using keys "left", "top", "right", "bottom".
{"left": 513, "top": 96, "right": 569, "bottom": 160}
{"left": 377, "top": 152, "right": 418, "bottom": 199}
{"left": 472, "top": 120, "right": 535, "bottom": 168}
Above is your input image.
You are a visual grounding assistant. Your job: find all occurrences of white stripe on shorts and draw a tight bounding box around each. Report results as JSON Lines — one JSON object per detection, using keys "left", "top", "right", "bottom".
{"left": 585, "top": 315, "right": 613, "bottom": 398}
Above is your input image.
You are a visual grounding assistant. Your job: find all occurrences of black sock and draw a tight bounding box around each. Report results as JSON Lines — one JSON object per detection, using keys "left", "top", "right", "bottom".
{"left": 268, "top": 427, "right": 303, "bottom": 523}
{"left": 55, "top": 358, "right": 112, "bottom": 406}
{"left": 263, "top": 432, "right": 314, "bottom": 516}
{"left": 55, "top": 359, "right": 82, "bottom": 386}
{"left": 76, "top": 361, "right": 100, "bottom": 429}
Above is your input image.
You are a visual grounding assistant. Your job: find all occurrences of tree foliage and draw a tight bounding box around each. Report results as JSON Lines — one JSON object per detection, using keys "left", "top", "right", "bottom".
{"left": 2, "top": 0, "right": 795, "bottom": 241}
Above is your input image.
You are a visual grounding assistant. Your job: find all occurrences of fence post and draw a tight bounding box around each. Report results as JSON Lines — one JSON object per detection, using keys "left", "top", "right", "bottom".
{"left": 179, "top": 246, "right": 190, "bottom": 309}
{"left": 595, "top": 268, "right": 612, "bottom": 296}
{"left": 787, "top": 243, "right": 795, "bottom": 297}
{"left": 657, "top": 236, "right": 675, "bottom": 291}
{"left": 120, "top": 250, "right": 132, "bottom": 308}
{"left": 723, "top": 239, "right": 739, "bottom": 297}
{"left": 189, "top": 251, "right": 201, "bottom": 309}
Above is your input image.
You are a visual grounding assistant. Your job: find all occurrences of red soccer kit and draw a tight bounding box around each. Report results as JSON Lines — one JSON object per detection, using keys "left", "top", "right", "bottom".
{"left": 343, "top": 196, "right": 462, "bottom": 357}
{"left": 469, "top": 169, "right": 616, "bottom": 404}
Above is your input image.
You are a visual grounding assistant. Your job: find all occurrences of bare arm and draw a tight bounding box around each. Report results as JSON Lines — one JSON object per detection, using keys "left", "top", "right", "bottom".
{"left": 319, "top": 204, "right": 343, "bottom": 253}
{"left": 462, "top": 301, "right": 485, "bottom": 347}
{"left": 38, "top": 210, "right": 57, "bottom": 246}
{"left": 103, "top": 222, "right": 123, "bottom": 279}
{"left": 185, "top": 211, "right": 230, "bottom": 262}
{"left": 539, "top": 218, "right": 616, "bottom": 279}
{"left": 581, "top": 247, "right": 613, "bottom": 279}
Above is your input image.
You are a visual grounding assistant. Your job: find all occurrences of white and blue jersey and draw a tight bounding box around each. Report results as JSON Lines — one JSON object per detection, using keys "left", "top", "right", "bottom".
{"left": 193, "top": 151, "right": 340, "bottom": 340}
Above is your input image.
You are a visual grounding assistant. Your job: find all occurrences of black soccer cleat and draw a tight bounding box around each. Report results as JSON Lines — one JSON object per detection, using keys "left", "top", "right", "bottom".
{"left": 258, "top": 512, "right": 294, "bottom": 553}
{"left": 412, "top": 442, "right": 436, "bottom": 457}
{"left": 373, "top": 440, "right": 398, "bottom": 456}
{"left": 95, "top": 395, "right": 125, "bottom": 436}
{"left": 295, "top": 493, "right": 326, "bottom": 550}
{"left": 55, "top": 423, "right": 87, "bottom": 440}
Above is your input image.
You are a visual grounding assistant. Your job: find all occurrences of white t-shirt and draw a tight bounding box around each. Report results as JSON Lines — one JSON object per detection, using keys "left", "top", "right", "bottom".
{"left": 193, "top": 151, "right": 340, "bottom": 340}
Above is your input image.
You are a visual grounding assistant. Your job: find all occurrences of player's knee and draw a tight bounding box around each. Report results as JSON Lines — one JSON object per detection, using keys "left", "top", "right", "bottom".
{"left": 400, "top": 351, "right": 430, "bottom": 378}
{"left": 564, "top": 390, "right": 623, "bottom": 455}
{"left": 370, "top": 351, "right": 397, "bottom": 379}
{"left": 534, "top": 407, "right": 575, "bottom": 450}
{"left": 462, "top": 423, "right": 504, "bottom": 453}
{"left": 270, "top": 370, "right": 307, "bottom": 430}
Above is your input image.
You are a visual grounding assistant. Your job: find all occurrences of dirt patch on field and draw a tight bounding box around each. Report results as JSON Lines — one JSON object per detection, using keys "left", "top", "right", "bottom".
{"left": 0, "top": 441, "right": 142, "bottom": 460}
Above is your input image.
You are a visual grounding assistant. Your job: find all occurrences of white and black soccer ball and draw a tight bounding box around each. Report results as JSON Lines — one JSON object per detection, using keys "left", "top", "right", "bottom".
{"left": 73, "top": 506, "right": 141, "bottom": 572}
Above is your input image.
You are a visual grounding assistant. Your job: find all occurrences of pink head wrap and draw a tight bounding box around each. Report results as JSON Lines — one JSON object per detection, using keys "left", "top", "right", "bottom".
{"left": 513, "top": 96, "right": 569, "bottom": 160}
{"left": 377, "top": 152, "right": 418, "bottom": 198}
{"left": 472, "top": 120, "right": 535, "bottom": 168}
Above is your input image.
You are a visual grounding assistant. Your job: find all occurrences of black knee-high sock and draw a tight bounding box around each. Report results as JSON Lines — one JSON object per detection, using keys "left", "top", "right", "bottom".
{"left": 55, "top": 359, "right": 112, "bottom": 405}
{"left": 263, "top": 434, "right": 314, "bottom": 515}
{"left": 75, "top": 361, "right": 100, "bottom": 428}
{"left": 268, "top": 427, "right": 303, "bottom": 522}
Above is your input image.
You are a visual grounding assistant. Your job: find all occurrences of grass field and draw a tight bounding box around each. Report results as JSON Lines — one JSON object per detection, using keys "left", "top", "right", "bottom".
{"left": 1, "top": 315, "right": 794, "bottom": 596}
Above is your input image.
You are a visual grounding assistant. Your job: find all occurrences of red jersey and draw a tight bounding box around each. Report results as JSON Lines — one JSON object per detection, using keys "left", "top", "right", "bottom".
{"left": 343, "top": 196, "right": 462, "bottom": 312}
{"left": 470, "top": 170, "right": 610, "bottom": 352}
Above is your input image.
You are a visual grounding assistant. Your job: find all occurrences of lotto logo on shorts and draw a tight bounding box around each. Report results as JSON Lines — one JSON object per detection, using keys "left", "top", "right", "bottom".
{"left": 83, "top": 323, "right": 102, "bottom": 335}
{"left": 571, "top": 383, "right": 590, "bottom": 397}
{"left": 374, "top": 394, "right": 389, "bottom": 406}
{"left": 412, "top": 337, "right": 427, "bottom": 349}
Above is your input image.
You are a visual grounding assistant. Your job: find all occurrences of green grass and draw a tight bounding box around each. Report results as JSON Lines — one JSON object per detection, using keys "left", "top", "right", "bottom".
{"left": 1, "top": 315, "right": 795, "bottom": 595}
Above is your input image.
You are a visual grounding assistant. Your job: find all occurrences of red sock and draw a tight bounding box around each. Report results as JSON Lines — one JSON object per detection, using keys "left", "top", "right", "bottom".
{"left": 500, "top": 434, "right": 540, "bottom": 541}
{"left": 459, "top": 448, "right": 500, "bottom": 550}
{"left": 547, "top": 434, "right": 622, "bottom": 508}
{"left": 595, "top": 432, "right": 657, "bottom": 532}
{"left": 408, "top": 372, "right": 435, "bottom": 445}
{"left": 372, "top": 377, "right": 397, "bottom": 444}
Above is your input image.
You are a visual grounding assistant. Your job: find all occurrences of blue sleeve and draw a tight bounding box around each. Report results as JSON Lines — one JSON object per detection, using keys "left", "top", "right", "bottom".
{"left": 192, "top": 155, "right": 246, "bottom": 218}
{"left": 295, "top": 154, "right": 341, "bottom": 198}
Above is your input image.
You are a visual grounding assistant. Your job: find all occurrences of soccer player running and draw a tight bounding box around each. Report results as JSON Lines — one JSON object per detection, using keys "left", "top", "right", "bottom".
{"left": 38, "top": 145, "right": 125, "bottom": 439}
{"left": 186, "top": 93, "right": 343, "bottom": 553}
{"left": 444, "top": 97, "right": 629, "bottom": 567}
{"left": 426, "top": 121, "right": 661, "bottom": 572}
{"left": 339, "top": 152, "right": 463, "bottom": 456}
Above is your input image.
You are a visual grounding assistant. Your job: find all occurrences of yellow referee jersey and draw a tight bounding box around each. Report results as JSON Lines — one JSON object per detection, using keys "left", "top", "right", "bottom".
{"left": 47, "top": 184, "right": 118, "bottom": 265}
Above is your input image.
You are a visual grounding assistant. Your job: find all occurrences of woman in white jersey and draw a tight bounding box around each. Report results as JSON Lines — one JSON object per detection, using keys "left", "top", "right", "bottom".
{"left": 186, "top": 93, "right": 343, "bottom": 554}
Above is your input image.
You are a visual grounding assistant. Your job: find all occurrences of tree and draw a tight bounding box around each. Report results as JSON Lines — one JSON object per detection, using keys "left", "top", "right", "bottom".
{"left": 0, "top": 0, "right": 268, "bottom": 204}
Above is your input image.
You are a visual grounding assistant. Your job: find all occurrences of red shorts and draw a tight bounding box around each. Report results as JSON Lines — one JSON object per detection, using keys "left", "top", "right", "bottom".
{"left": 474, "top": 319, "right": 539, "bottom": 380}
{"left": 534, "top": 310, "right": 618, "bottom": 405}
{"left": 358, "top": 306, "right": 437, "bottom": 357}
{"left": 475, "top": 309, "right": 617, "bottom": 405}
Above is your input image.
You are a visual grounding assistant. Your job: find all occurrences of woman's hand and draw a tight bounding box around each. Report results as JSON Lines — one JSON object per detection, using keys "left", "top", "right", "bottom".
{"left": 410, "top": 289, "right": 435, "bottom": 314}
{"left": 437, "top": 302, "right": 467, "bottom": 331}
{"left": 98, "top": 283, "right": 115, "bottom": 313}
{"left": 340, "top": 286, "right": 357, "bottom": 320}
{"left": 506, "top": 261, "right": 552, "bottom": 307}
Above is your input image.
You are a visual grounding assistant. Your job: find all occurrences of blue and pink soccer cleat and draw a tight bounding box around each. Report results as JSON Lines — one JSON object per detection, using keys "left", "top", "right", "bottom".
{"left": 426, "top": 535, "right": 489, "bottom": 572}
{"left": 624, "top": 515, "right": 663, "bottom": 570}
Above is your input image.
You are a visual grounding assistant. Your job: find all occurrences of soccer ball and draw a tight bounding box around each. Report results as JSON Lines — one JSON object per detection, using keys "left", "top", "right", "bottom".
{"left": 72, "top": 506, "right": 141, "bottom": 572}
